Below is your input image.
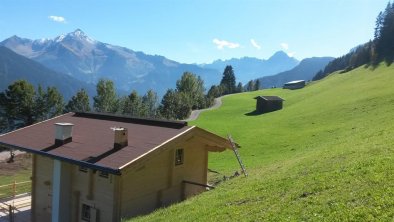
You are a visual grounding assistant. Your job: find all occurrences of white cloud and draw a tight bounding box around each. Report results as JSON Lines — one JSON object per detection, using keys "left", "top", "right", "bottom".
{"left": 280, "top": 42, "right": 296, "bottom": 57}
{"left": 250, "top": 39, "right": 261, "bottom": 50}
{"left": 212, "top": 38, "right": 240, "bottom": 50}
{"left": 48, "top": 15, "right": 66, "bottom": 23}
{"left": 280, "top": 43, "right": 289, "bottom": 50}
{"left": 287, "top": 52, "right": 296, "bottom": 57}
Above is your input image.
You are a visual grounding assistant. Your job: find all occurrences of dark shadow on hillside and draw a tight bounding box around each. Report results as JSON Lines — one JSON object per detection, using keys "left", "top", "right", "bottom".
{"left": 244, "top": 110, "right": 262, "bottom": 116}
{"left": 385, "top": 58, "right": 393, "bottom": 66}
{"left": 369, "top": 60, "right": 392, "bottom": 69}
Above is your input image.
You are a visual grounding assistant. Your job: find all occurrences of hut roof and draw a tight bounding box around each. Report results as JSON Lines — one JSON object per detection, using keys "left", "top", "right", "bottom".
{"left": 284, "top": 80, "right": 305, "bottom": 85}
{"left": 255, "top": 96, "right": 285, "bottom": 101}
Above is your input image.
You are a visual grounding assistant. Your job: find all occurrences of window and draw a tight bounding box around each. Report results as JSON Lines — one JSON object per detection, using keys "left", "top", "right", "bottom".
{"left": 81, "top": 204, "right": 91, "bottom": 221}
{"left": 79, "top": 166, "right": 88, "bottom": 173}
{"left": 99, "top": 171, "right": 109, "bottom": 178}
{"left": 175, "top": 149, "right": 184, "bottom": 165}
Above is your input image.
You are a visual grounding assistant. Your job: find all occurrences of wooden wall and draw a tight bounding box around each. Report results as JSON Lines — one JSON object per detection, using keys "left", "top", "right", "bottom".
{"left": 70, "top": 166, "right": 117, "bottom": 222}
{"left": 32, "top": 129, "right": 222, "bottom": 221}
{"left": 119, "top": 137, "right": 208, "bottom": 219}
{"left": 32, "top": 155, "right": 53, "bottom": 222}
{"left": 32, "top": 155, "right": 118, "bottom": 222}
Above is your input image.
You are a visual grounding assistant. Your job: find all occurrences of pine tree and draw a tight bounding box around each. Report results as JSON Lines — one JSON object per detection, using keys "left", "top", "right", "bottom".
{"left": 123, "top": 90, "right": 143, "bottom": 117}
{"left": 34, "top": 85, "right": 47, "bottom": 120}
{"left": 159, "top": 89, "right": 191, "bottom": 120}
{"left": 220, "top": 65, "right": 237, "bottom": 94}
{"left": 254, "top": 79, "right": 261, "bottom": 91}
{"left": 374, "top": 2, "right": 394, "bottom": 64}
{"left": 0, "top": 80, "right": 36, "bottom": 126}
{"left": 44, "top": 87, "right": 64, "bottom": 119}
{"left": 374, "top": 11, "right": 384, "bottom": 40}
{"left": 207, "top": 85, "right": 223, "bottom": 98}
{"left": 66, "top": 89, "right": 91, "bottom": 112}
{"left": 0, "top": 116, "right": 7, "bottom": 133}
{"left": 246, "top": 80, "right": 255, "bottom": 92}
{"left": 32, "top": 86, "right": 65, "bottom": 121}
{"left": 236, "top": 82, "right": 244, "bottom": 93}
{"left": 93, "top": 79, "right": 118, "bottom": 113}
{"left": 176, "top": 72, "right": 206, "bottom": 109}
{"left": 142, "top": 89, "right": 158, "bottom": 118}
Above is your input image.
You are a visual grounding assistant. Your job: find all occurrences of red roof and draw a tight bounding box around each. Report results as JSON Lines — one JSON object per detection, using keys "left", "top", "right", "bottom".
{"left": 0, "top": 112, "right": 194, "bottom": 174}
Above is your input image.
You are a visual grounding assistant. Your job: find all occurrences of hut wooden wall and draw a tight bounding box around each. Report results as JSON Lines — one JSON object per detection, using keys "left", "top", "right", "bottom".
{"left": 256, "top": 99, "right": 283, "bottom": 113}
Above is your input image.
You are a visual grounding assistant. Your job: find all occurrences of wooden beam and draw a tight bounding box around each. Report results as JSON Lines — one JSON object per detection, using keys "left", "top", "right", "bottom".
{"left": 205, "top": 145, "right": 226, "bottom": 152}
{"left": 203, "top": 150, "right": 208, "bottom": 185}
{"left": 112, "top": 175, "right": 122, "bottom": 222}
{"left": 31, "top": 154, "right": 37, "bottom": 222}
{"left": 51, "top": 160, "right": 61, "bottom": 222}
{"left": 182, "top": 180, "right": 215, "bottom": 189}
{"left": 167, "top": 149, "right": 175, "bottom": 188}
{"left": 73, "top": 191, "right": 80, "bottom": 222}
{"left": 87, "top": 170, "right": 94, "bottom": 200}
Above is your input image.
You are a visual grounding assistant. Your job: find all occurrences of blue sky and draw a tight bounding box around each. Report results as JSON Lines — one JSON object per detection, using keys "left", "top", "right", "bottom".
{"left": 0, "top": 0, "right": 389, "bottom": 63}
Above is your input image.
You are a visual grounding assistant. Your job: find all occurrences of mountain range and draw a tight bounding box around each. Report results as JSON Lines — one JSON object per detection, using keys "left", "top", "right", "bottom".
{"left": 0, "top": 29, "right": 332, "bottom": 98}
{"left": 0, "top": 46, "right": 95, "bottom": 100}
{"left": 201, "top": 51, "right": 299, "bottom": 84}
{"left": 0, "top": 29, "right": 304, "bottom": 96}
{"left": 257, "top": 57, "right": 334, "bottom": 88}
{"left": 0, "top": 29, "right": 221, "bottom": 97}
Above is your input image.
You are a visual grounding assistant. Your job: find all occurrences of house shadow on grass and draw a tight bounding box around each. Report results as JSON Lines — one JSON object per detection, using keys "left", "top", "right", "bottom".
{"left": 244, "top": 110, "right": 262, "bottom": 116}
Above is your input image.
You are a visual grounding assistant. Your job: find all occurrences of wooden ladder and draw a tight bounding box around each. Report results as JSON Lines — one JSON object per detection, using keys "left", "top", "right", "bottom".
{"left": 228, "top": 135, "right": 248, "bottom": 177}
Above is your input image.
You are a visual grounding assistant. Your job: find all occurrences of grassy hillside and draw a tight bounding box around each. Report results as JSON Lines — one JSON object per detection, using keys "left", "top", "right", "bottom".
{"left": 133, "top": 64, "right": 394, "bottom": 221}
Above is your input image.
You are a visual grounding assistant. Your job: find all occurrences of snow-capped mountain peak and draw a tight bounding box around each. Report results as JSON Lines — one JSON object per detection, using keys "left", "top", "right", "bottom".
{"left": 65, "top": 29, "right": 96, "bottom": 44}
{"left": 37, "top": 38, "right": 51, "bottom": 44}
{"left": 54, "top": 34, "right": 65, "bottom": 42}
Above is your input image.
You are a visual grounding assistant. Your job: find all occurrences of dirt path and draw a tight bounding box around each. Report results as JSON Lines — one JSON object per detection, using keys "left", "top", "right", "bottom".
{"left": 184, "top": 95, "right": 226, "bottom": 121}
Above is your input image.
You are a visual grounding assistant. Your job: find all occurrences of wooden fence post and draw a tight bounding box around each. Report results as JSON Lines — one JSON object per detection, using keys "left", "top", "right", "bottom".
{"left": 9, "top": 204, "right": 14, "bottom": 222}
{"left": 13, "top": 181, "right": 16, "bottom": 198}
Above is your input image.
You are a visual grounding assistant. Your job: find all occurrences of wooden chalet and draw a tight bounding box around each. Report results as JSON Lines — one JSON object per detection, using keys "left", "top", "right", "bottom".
{"left": 0, "top": 112, "right": 233, "bottom": 221}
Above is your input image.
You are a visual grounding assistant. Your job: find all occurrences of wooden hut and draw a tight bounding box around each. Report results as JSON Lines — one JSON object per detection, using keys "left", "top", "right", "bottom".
{"left": 0, "top": 112, "right": 232, "bottom": 222}
{"left": 283, "top": 80, "right": 306, "bottom": 89}
{"left": 255, "top": 96, "right": 284, "bottom": 113}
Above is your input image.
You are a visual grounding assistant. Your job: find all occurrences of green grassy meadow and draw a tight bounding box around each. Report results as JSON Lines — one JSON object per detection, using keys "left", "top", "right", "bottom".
{"left": 0, "top": 153, "right": 32, "bottom": 198}
{"left": 136, "top": 64, "right": 394, "bottom": 221}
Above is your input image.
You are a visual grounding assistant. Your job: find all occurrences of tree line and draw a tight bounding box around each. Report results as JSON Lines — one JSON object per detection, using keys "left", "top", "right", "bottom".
{"left": 207, "top": 65, "right": 260, "bottom": 99}
{"left": 313, "top": 2, "right": 394, "bottom": 81}
{"left": 0, "top": 82, "right": 64, "bottom": 130}
{"left": 0, "top": 65, "right": 246, "bottom": 132}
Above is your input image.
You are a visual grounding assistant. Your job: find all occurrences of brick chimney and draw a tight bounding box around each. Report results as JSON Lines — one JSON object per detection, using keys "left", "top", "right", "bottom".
{"left": 113, "top": 127, "right": 128, "bottom": 149}
{"left": 55, "top": 123, "right": 74, "bottom": 145}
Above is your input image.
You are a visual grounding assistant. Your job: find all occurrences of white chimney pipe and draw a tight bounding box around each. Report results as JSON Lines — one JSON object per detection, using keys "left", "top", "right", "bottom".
{"left": 55, "top": 123, "right": 74, "bottom": 145}
{"left": 113, "top": 127, "right": 128, "bottom": 149}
